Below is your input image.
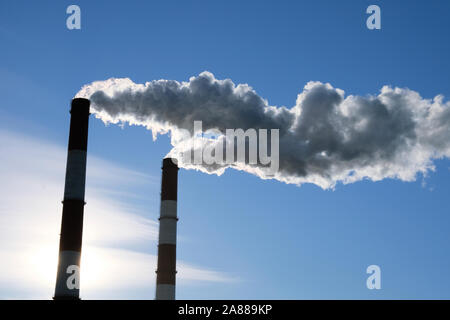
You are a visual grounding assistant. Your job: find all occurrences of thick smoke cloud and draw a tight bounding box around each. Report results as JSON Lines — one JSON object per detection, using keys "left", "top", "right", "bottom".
{"left": 76, "top": 72, "right": 450, "bottom": 189}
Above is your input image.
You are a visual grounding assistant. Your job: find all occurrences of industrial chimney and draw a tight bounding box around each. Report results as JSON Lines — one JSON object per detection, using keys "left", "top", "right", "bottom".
{"left": 155, "top": 158, "right": 179, "bottom": 300}
{"left": 54, "top": 98, "right": 90, "bottom": 300}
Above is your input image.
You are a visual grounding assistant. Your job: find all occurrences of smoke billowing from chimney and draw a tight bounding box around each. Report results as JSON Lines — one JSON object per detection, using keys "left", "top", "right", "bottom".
{"left": 76, "top": 72, "right": 450, "bottom": 189}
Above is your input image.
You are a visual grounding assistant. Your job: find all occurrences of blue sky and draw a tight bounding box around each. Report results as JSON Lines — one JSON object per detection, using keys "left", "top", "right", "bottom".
{"left": 1, "top": 0, "right": 450, "bottom": 299}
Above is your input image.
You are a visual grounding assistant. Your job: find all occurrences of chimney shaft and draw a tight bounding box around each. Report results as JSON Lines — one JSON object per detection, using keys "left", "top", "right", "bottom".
{"left": 155, "top": 158, "right": 179, "bottom": 300}
{"left": 54, "top": 98, "right": 90, "bottom": 300}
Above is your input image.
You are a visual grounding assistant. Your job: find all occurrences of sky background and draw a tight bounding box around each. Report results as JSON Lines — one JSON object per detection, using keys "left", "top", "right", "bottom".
{"left": 1, "top": 0, "right": 450, "bottom": 299}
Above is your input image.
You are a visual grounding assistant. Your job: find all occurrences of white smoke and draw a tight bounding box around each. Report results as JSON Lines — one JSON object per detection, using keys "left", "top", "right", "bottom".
{"left": 75, "top": 71, "right": 450, "bottom": 189}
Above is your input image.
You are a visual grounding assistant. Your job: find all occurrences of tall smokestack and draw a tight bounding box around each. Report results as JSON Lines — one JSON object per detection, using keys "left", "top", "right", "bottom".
{"left": 155, "top": 158, "right": 179, "bottom": 300}
{"left": 54, "top": 98, "right": 90, "bottom": 300}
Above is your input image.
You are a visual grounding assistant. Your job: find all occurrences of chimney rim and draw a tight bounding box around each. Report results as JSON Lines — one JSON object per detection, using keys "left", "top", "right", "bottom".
{"left": 162, "top": 157, "right": 179, "bottom": 169}
{"left": 70, "top": 98, "right": 91, "bottom": 114}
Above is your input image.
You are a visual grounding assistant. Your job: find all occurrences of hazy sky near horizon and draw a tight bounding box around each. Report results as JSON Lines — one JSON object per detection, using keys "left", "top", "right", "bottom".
{"left": 1, "top": 0, "right": 450, "bottom": 299}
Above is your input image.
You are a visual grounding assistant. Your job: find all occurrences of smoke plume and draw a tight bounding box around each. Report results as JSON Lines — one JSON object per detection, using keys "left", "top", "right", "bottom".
{"left": 75, "top": 72, "right": 450, "bottom": 189}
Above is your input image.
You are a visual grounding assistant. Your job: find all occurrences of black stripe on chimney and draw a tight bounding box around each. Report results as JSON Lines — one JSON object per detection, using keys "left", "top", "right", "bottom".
{"left": 161, "top": 158, "right": 179, "bottom": 201}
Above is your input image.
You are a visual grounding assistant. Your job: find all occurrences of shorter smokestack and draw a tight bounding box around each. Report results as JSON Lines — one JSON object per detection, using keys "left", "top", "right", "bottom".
{"left": 54, "top": 98, "right": 90, "bottom": 300}
{"left": 155, "top": 158, "right": 179, "bottom": 300}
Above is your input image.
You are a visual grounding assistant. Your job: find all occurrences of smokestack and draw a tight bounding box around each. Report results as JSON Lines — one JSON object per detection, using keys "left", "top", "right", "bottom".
{"left": 54, "top": 98, "right": 90, "bottom": 300}
{"left": 155, "top": 158, "right": 179, "bottom": 300}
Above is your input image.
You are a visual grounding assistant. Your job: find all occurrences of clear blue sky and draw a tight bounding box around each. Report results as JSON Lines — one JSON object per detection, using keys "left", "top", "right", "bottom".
{"left": 1, "top": 0, "right": 450, "bottom": 299}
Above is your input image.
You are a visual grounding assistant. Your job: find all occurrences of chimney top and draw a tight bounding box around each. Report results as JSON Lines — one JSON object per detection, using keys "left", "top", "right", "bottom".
{"left": 70, "top": 98, "right": 90, "bottom": 115}
{"left": 162, "top": 157, "right": 179, "bottom": 170}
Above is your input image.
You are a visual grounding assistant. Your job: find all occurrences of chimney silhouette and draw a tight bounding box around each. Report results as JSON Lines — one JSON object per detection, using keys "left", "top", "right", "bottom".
{"left": 155, "top": 158, "right": 179, "bottom": 300}
{"left": 54, "top": 98, "right": 90, "bottom": 300}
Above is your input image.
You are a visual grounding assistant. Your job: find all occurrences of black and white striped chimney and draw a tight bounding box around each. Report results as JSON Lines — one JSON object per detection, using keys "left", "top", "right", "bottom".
{"left": 54, "top": 98, "right": 90, "bottom": 300}
{"left": 155, "top": 158, "right": 179, "bottom": 300}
